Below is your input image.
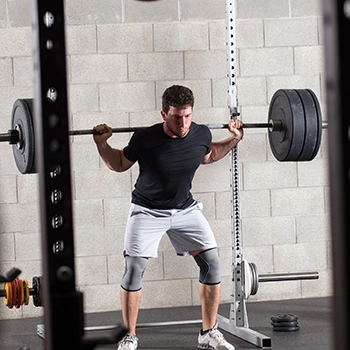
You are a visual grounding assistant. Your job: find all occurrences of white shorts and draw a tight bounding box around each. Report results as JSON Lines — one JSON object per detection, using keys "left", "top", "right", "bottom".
{"left": 123, "top": 201, "right": 217, "bottom": 257}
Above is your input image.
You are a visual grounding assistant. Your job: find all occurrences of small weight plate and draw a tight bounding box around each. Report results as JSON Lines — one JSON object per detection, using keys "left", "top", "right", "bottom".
{"left": 249, "top": 262, "right": 259, "bottom": 296}
{"left": 15, "top": 277, "right": 22, "bottom": 308}
{"left": 271, "top": 321, "right": 298, "bottom": 327}
{"left": 295, "top": 89, "right": 322, "bottom": 161}
{"left": 32, "top": 276, "right": 43, "bottom": 307}
{"left": 273, "top": 325, "right": 300, "bottom": 332}
{"left": 271, "top": 313, "right": 298, "bottom": 322}
{"left": 11, "top": 99, "right": 36, "bottom": 174}
{"left": 23, "top": 279, "right": 30, "bottom": 305}
{"left": 268, "top": 89, "right": 305, "bottom": 161}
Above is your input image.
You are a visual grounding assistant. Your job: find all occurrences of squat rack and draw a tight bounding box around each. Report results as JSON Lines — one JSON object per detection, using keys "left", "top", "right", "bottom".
{"left": 28, "top": 0, "right": 322, "bottom": 349}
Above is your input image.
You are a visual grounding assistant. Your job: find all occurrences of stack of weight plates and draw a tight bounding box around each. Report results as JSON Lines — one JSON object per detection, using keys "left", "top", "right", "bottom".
{"left": 271, "top": 314, "right": 299, "bottom": 332}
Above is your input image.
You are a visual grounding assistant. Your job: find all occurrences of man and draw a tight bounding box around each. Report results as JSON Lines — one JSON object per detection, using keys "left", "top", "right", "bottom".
{"left": 93, "top": 85, "right": 243, "bottom": 350}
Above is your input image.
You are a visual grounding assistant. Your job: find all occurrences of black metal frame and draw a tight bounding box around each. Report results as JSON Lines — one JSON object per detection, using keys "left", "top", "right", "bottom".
{"left": 322, "top": 1, "right": 350, "bottom": 349}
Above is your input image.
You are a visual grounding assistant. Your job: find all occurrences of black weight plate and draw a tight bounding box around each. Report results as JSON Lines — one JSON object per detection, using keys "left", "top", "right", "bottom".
{"left": 268, "top": 89, "right": 305, "bottom": 161}
{"left": 306, "top": 89, "right": 322, "bottom": 160}
{"left": 273, "top": 326, "right": 300, "bottom": 332}
{"left": 271, "top": 313, "right": 298, "bottom": 322}
{"left": 11, "top": 99, "right": 36, "bottom": 174}
{"left": 295, "top": 89, "right": 322, "bottom": 161}
{"left": 32, "top": 276, "right": 43, "bottom": 307}
{"left": 271, "top": 321, "right": 298, "bottom": 327}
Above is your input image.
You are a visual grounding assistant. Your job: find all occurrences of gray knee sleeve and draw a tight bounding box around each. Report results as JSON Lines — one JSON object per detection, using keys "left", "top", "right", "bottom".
{"left": 121, "top": 256, "right": 148, "bottom": 292}
{"left": 194, "top": 248, "right": 221, "bottom": 285}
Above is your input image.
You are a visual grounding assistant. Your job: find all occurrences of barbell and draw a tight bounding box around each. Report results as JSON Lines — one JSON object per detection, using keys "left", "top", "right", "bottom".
{"left": 0, "top": 88, "right": 326, "bottom": 174}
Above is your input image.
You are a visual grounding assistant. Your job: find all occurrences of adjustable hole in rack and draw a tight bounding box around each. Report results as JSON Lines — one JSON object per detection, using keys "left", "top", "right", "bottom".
{"left": 50, "top": 164, "right": 62, "bottom": 178}
{"left": 43, "top": 12, "right": 55, "bottom": 27}
{"left": 53, "top": 240, "right": 64, "bottom": 255}
{"left": 52, "top": 214, "right": 63, "bottom": 229}
{"left": 47, "top": 87, "right": 58, "bottom": 102}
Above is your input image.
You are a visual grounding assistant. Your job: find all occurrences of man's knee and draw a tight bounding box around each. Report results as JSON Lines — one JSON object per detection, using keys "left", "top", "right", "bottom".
{"left": 194, "top": 248, "right": 221, "bottom": 285}
{"left": 121, "top": 255, "right": 148, "bottom": 292}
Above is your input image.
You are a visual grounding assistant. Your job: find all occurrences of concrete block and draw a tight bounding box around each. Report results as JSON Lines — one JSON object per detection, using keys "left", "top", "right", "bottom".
{"left": 236, "top": 0, "right": 289, "bottom": 19}
{"left": 274, "top": 241, "right": 327, "bottom": 271}
{"left": 240, "top": 48, "right": 294, "bottom": 77}
{"left": 141, "top": 279, "right": 192, "bottom": 309}
{"left": 212, "top": 78, "right": 227, "bottom": 107}
{"left": 271, "top": 187, "right": 325, "bottom": 216}
{"left": 17, "top": 173, "right": 38, "bottom": 203}
{"left": 15, "top": 232, "right": 41, "bottom": 261}
{"left": 106, "top": 254, "right": 125, "bottom": 284}
{"left": 265, "top": 18, "right": 319, "bottom": 47}
{"left": 79, "top": 284, "right": 120, "bottom": 313}
{"left": 219, "top": 248, "right": 233, "bottom": 277}
{"left": 71, "top": 141, "right": 100, "bottom": 172}
{"left": 302, "top": 269, "right": 332, "bottom": 298}
{"left": 0, "top": 87, "right": 33, "bottom": 120}
{"left": 98, "top": 24, "right": 153, "bottom": 53}
{"left": 239, "top": 105, "right": 270, "bottom": 126}
{"left": 215, "top": 191, "right": 231, "bottom": 220}
{"left": 0, "top": 148, "right": 20, "bottom": 175}
{"left": 0, "top": 203, "right": 39, "bottom": 234}
{"left": 296, "top": 215, "right": 330, "bottom": 243}
{"left": 73, "top": 199, "right": 103, "bottom": 228}
{"left": 69, "top": 84, "right": 99, "bottom": 114}
{"left": 70, "top": 54, "right": 127, "bottom": 84}
{"left": 73, "top": 171, "right": 131, "bottom": 200}
{"left": 236, "top": 20, "right": 264, "bottom": 48}
{"left": 240, "top": 189, "right": 271, "bottom": 218}
{"left": 241, "top": 245, "right": 274, "bottom": 272}
{"left": 130, "top": 110, "right": 163, "bottom": 128}
{"left": 0, "top": 28, "right": 31, "bottom": 57}
{"left": 158, "top": 233, "right": 174, "bottom": 253}
{"left": 67, "top": 25, "right": 97, "bottom": 55}
{"left": 192, "top": 192, "right": 215, "bottom": 220}
{"left": 180, "top": 0, "right": 225, "bottom": 21}
{"left": 0, "top": 0, "right": 6, "bottom": 28}
{"left": 75, "top": 256, "right": 108, "bottom": 285}
{"left": 144, "top": 254, "right": 164, "bottom": 281}
{"left": 125, "top": 0, "right": 178, "bottom": 23}
{"left": 0, "top": 233, "right": 15, "bottom": 261}
{"left": 99, "top": 82, "right": 156, "bottom": 112}
{"left": 209, "top": 21, "right": 226, "bottom": 50}
{"left": 238, "top": 133, "right": 269, "bottom": 163}
{"left": 192, "top": 160, "right": 230, "bottom": 193}
{"left": 164, "top": 253, "right": 198, "bottom": 280}
{"left": 267, "top": 75, "right": 321, "bottom": 102}
{"left": 154, "top": 22, "right": 209, "bottom": 52}
{"left": 103, "top": 196, "right": 132, "bottom": 227}
{"left": 0, "top": 175, "right": 17, "bottom": 203}
{"left": 242, "top": 216, "right": 296, "bottom": 247}
{"left": 243, "top": 161, "right": 297, "bottom": 190}
{"left": 128, "top": 52, "right": 184, "bottom": 82}
{"left": 8, "top": 0, "right": 31, "bottom": 27}
{"left": 66, "top": 0, "right": 122, "bottom": 25}
{"left": 291, "top": 0, "right": 322, "bottom": 17}
{"left": 156, "top": 80, "right": 212, "bottom": 110}
{"left": 0, "top": 58, "right": 13, "bottom": 86}
{"left": 13, "top": 57, "right": 33, "bottom": 87}
{"left": 297, "top": 158, "right": 328, "bottom": 187}
{"left": 185, "top": 50, "right": 226, "bottom": 80}
{"left": 294, "top": 46, "right": 324, "bottom": 75}
{"left": 207, "top": 219, "right": 232, "bottom": 248}
{"left": 237, "top": 77, "right": 267, "bottom": 106}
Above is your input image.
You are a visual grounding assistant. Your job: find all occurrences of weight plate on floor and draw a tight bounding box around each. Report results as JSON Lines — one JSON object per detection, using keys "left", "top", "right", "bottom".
{"left": 268, "top": 89, "right": 305, "bottom": 161}
{"left": 11, "top": 99, "right": 36, "bottom": 174}
{"left": 271, "top": 313, "right": 298, "bottom": 322}
{"left": 273, "top": 325, "right": 300, "bottom": 332}
{"left": 295, "top": 89, "right": 322, "bottom": 161}
{"left": 271, "top": 321, "right": 298, "bottom": 327}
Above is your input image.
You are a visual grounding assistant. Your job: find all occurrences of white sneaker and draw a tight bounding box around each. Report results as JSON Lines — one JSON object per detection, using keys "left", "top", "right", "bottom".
{"left": 117, "top": 334, "right": 138, "bottom": 350}
{"left": 198, "top": 325, "right": 235, "bottom": 350}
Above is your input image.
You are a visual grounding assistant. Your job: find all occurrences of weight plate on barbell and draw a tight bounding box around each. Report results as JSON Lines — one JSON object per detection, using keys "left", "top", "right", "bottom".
{"left": 295, "top": 89, "right": 322, "bottom": 161}
{"left": 268, "top": 89, "right": 306, "bottom": 162}
{"left": 32, "top": 276, "right": 43, "bottom": 307}
{"left": 11, "top": 99, "right": 36, "bottom": 174}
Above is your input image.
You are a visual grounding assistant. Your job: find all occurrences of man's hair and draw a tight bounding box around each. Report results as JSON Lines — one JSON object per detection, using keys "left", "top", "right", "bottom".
{"left": 162, "top": 85, "right": 194, "bottom": 113}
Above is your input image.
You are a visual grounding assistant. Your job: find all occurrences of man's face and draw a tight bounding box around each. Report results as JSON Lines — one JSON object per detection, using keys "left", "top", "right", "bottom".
{"left": 161, "top": 105, "right": 193, "bottom": 138}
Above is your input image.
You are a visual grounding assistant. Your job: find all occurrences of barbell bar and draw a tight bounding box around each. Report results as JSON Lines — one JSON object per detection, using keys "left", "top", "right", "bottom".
{"left": 0, "top": 88, "right": 327, "bottom": 174}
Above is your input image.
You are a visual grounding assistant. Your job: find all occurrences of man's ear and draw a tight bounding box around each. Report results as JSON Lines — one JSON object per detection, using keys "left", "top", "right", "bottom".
{"left": 160, "top": 110, "right": 166, "bottom": 120}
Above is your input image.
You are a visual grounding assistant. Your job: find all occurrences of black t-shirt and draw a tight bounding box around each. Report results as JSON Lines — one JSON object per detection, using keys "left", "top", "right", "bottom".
{"left": 123, "top": 122, "right": 212, "bottom": 209}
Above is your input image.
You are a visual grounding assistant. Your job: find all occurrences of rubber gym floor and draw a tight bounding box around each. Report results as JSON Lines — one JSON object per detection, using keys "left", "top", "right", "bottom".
{"left": 0, "top": 297, "right": 332, "bottom": 350}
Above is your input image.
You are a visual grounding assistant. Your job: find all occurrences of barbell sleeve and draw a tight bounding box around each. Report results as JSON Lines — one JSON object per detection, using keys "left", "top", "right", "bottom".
{"left": 258, "top": 271, "right": 319, "bottom": 283}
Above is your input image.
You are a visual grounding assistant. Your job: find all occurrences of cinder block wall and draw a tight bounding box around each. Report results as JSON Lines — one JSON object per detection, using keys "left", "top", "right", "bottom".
{"left": 0, "top": 0, "right": 330, "bottom": 319}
